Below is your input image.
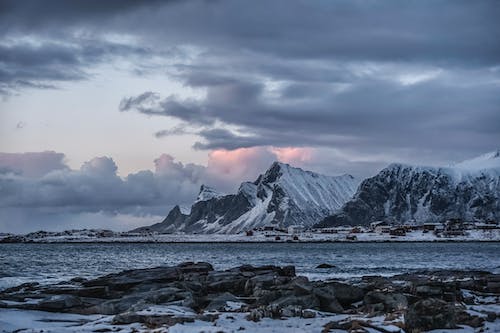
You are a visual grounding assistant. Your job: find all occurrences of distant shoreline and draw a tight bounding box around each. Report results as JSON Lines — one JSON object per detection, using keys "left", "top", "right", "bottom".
{"left": 2, "top": 239, "right": 499, "bottom": 244}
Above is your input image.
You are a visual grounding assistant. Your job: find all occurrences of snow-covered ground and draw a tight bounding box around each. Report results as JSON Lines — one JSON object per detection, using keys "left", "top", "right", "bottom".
{"left": 1, "top": 302, "right": 499, "bottom": 333}
{"left": 2, "top": 228, "right": 499, "bottom": 243}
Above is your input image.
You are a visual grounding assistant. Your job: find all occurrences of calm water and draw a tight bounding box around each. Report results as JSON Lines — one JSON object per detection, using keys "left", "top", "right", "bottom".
{"left": 0, "top": 242, "right": 499, "bottom": 290}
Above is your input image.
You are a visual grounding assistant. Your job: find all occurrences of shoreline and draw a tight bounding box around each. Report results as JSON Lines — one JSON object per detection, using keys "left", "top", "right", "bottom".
{"left": 3, "top": 227, "right": 499, "bottom": 244}
{"left": 2, "top": 239, "right": 500, "bottom": 244}
{"left": 1, "top": 262, "right": 499, "bottom": 332}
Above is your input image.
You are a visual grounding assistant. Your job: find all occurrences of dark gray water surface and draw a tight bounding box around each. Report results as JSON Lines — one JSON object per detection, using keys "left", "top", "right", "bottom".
{"left": 1, "top": 242, "right": 499, "bottom": 290}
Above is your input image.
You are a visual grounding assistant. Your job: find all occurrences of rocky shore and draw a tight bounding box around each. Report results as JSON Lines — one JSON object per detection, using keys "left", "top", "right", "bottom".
{"left": 1, "top": 263, "right": 499, "bottom": 332}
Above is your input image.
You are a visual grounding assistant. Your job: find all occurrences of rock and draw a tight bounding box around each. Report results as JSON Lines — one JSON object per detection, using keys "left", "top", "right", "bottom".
{"left": 178, "top": 262, "right": 214, "bottom": 274}
{"left": 2, "top": 263, "right": 496, "bottom": 331}
{"left": 89, "top": 295, "right": 144, "bottom": 314}
{"left": 360, "top": 276, "right": 393, "bottom": 290}
{"left": 76, "top": 286, "right": 109, "bottom": 298}
{"left": 142, "top": 314, "right": 196, "bottom": 328}
{"left": 321, "top": 282, "right": 365, "bottom": 306}
{"left": 364, "top": 291, "right": 407, "bottom": 312}
{"left": 486, "top": 312, "right": 497, "bottom": 322}
{"left": 313, "top": 287, "right": 344, "bottom": 313}
{"left": 302, "top": 309, "right": 316, "bottom": 318}
{"left": 83, "top": 266, "right": 181, "bottom": 291}
{"left": 253, "top": 289, "right": 281, "bottom": 305}
{"left": 272, "top": 294, "right": 319, "bottom": 310}
{"left": 486, "top": 281, "right": 500, "bottom": 293}
{"left": 38, "top": 295, "right": 83, "bottom": 311}
{"left": 415, "top": 284, "right": 443, "bottom": 297}
{"left": 144, "top": 287, "right": 184, "bottom": 304}
{"left": 112, "top": 310, "right": 197, "bottom": 327}
{"left": 281, "top": 305, "right": 302, "bottom": 317}
{"left": 70, "top": 277, "right": 87, "bottom": 283}
{"left": 457, "top": 310, "right": 485, "bottom": 328}
{"left": 247, "top": 308, "right": 263, "bottom": 322}
{"left": 208, "top": 278, "right": 247, "bottom": 295}
{"left": 405, "top": 298, "right": 456, "bottom": 331}
{"left": 181, "top": 294, "right": 204, "bottom": 311}
{"left": 321, "top": 319, "right": 352, "bottom": 331}
{"left": 316, "top": 263, "right": 336, "bottom": 269}
{"left": 205, "top": 292, "right": 240, "bottom": 311}
{"left": 244, "top": 273, "right": 278, "bottom": 295}
{"left": 370, "top": 302, "right": 385, "bottom": 313}
{"left": 281, "top": 266, "right": 296, "bottom": 277}
{"left": 112, "top": 311, "right": 142, "bottom": 324}
{"left": 1, "top": 282, "right": 39, "bottom": 293}
{"left": 290, "top": 276, "right": 313, "bottom": 296}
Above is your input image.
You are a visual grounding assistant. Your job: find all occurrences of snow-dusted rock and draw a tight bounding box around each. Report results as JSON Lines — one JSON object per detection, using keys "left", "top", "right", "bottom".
{"left": 316, "top": 150, "right": 500, "bottom": 227}
{"left": 138, "top": 162, "right": 358, "bottom": 234}
{"left": 196, "top": 185, "right": 224, "bottom": 203}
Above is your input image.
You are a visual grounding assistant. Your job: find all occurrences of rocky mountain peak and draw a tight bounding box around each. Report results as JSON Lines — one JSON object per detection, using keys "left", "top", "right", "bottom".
{"left": 260, "top": 161, "right": 290, "bottom": 184}
{"left": 136, "top": 161, "right": 359, "bottom": 234}
{"left": 196, "top": 184, "right": 223, "bottom": 202}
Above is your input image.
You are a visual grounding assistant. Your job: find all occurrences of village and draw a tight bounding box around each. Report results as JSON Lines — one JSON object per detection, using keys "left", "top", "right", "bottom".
{"left": 1, "top": 219, "right": 499, "bottom": 243}
{"left": 243, "top": 218, "right": 500, "bottom": 242}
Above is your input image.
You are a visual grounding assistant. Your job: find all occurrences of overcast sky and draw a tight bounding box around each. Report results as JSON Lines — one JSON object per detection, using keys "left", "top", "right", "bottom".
{"left": 1, "top": 0, "right": 499, "bottom": 233}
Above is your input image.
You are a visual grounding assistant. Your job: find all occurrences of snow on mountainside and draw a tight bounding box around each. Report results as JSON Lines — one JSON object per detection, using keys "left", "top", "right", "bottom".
{"left": 134, "top": 162, "right": 359, "bottom": 234}
{"left": 196, "top": 185, "right": 224, "bottom": 202}
{"left": 316, "top": 150, "right": 500, "bottom": 228}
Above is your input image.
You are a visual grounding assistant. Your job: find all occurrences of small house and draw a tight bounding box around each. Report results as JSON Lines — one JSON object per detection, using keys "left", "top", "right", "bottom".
{"left": 370, "top": 221, "right": 391, "bottom": 233}
{"left": 389, "top": 227, "right": 406, "bottom": 236}
{"left": 288, "top": 225, "right": 305, "bottom": 234}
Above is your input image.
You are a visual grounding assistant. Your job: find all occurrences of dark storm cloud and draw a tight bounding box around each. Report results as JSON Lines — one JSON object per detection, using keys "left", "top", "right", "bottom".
{"left": 121, "top": 71, "right": 500, "bottom": 156}
{"left": 2, "top": 1, "right": 499, "bottom": 85}
{"left": 4, "top": 0, "right": 498, "bottom": 65}
{"left": 0, "top": 37, "right": 149, "bottom": 95}
{"left": 0, "top": 153, "right": 204, "bottom": 216}
{"left": 1, "top": 0, "right": 499, "bottom": 160}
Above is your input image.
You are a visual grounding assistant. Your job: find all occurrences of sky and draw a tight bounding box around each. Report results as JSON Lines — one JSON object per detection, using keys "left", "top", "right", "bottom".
{"left": 1, "top": 0, "right": 499, "bottom": 233}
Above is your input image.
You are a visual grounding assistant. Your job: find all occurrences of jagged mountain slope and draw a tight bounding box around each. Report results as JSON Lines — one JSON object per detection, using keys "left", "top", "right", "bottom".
{"left": 135, "top": 162, "right": 358, "bottom": 234}
{"left": 315, "top": 151, "right": 500, "bottom": 228}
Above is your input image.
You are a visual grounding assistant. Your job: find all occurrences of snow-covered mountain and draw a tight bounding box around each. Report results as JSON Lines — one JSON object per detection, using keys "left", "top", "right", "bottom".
{"left": 316, "top": 150, "right": 500, "bottom": 228}
{"left": 135, "top": 162, "right": 359, "bottom": 234}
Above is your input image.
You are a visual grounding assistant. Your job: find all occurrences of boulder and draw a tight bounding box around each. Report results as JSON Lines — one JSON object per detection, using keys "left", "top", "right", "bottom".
{"left": 364, "top": 291, "right": 407, "bottom": 312}
{"left": 83, "top": 266, "right": 181, "bottom": 291}
{"left": 321, "top": 282, "right": 365, "bottom": 306}
{"left": 76, "top": 286, "right": 110, "bottom": 298}
{"left": 205, "top": 292, "right": 241, "bottom": 311}
{"left": 290, "top": 276, "right": 313, "bottom": 296}
{"left": 405, "top": 298, "right": 456, "bottom": 331}
{"left": 38, "top": 295, "right": 83, "bottom": 311}
{"left": 88, "top": 295, "right": 144, "bottom": 314}
{"left": 457, "top": 310, "right": 485, "bottom": 328}
{"left": 244, "top": 273, "right": 278, "bottom": 295}
{"left": 312, "top": 287, "right": 344, "bottom": 313}
{"left": 272, "top": 294, "right": 319, "bottom": 310}
{"left": 144, "top": 287, "right": 184, "bottom": 304}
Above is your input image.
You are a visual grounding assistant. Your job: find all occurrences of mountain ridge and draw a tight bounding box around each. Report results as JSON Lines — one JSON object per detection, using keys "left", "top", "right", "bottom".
{"left": 315, "top": 150, "right": 500, "bottom": 228}
{"left": 133, "top": 161, "right": 359, "bottom": 234}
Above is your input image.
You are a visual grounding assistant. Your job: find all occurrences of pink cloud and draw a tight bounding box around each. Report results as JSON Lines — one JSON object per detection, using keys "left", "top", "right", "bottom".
{"left": 270, "top": 147, "right": 314, "bottom": 165}
{"left": 0, "top": 151, "right": 68, "bottom": 177}
{"left": 206, "top": 147, "right": 275, "bottom": 189}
